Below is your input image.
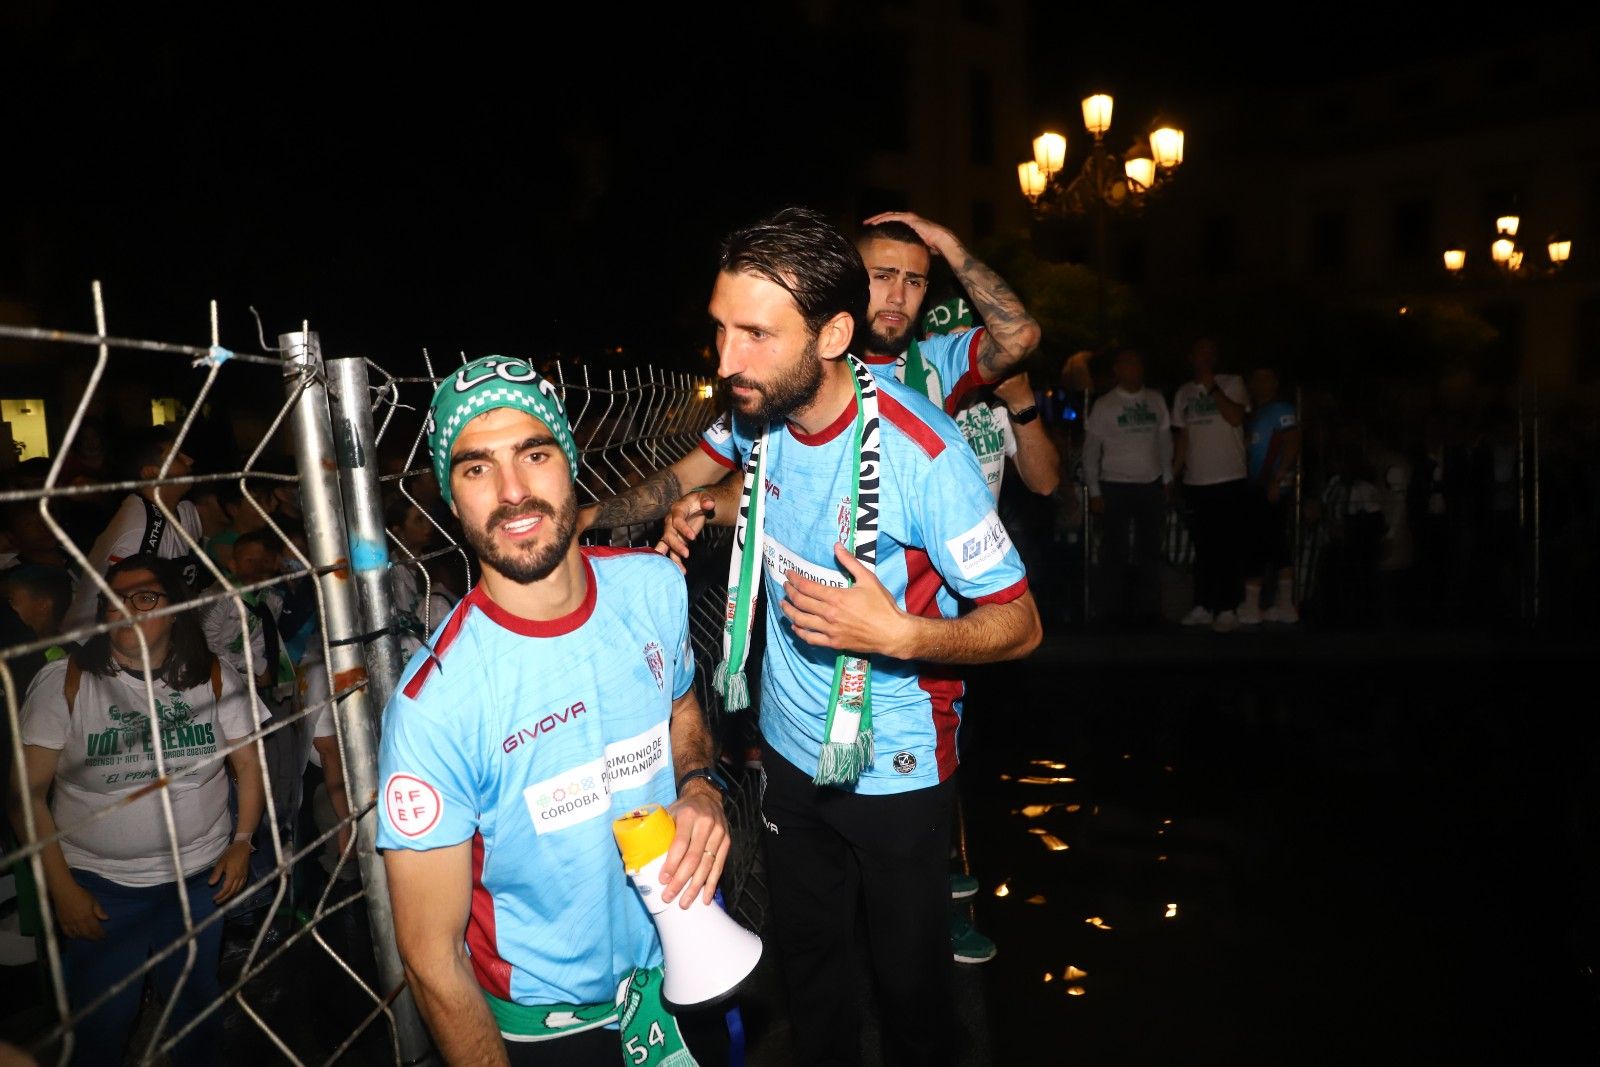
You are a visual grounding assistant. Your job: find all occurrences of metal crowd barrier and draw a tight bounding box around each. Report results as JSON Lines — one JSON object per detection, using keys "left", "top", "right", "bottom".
{"left": 0, "top": 289, "right": 756, "bottom": 1065}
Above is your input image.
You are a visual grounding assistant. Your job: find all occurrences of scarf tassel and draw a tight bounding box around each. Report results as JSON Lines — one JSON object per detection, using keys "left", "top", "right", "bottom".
{"left": 714, "top": 663, "right": 752, "bottom": 711}
{"left": 813, "top": 730, "right": 874, "bottom": 786}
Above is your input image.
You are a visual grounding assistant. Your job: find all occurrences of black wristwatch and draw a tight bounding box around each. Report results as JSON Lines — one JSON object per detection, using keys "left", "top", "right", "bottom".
{"left": 677, "top": 767, "right": 727, "bottom": 796}
{"left": 1011, "top": 405, "right": 1040, "bottom": 425}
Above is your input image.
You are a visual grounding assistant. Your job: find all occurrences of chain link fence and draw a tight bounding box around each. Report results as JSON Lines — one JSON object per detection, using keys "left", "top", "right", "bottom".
{"left": 0, "top": 289, "right": 759, "bottom": 1065}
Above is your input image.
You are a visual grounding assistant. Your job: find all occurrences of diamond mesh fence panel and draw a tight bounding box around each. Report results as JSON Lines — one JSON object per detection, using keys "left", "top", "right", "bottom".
{"left": 0, "top": 290, "right": 757, "bottom": 1066}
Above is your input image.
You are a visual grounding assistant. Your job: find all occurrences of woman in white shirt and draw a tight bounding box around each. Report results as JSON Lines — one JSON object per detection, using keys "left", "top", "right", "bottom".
{"left": 8, "top": 554, "right": 264, "bottom": 1066}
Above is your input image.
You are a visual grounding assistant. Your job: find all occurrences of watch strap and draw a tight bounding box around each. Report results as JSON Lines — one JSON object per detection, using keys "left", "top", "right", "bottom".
{"left": 677, "top": 767, "right": 726, "bottom": 795}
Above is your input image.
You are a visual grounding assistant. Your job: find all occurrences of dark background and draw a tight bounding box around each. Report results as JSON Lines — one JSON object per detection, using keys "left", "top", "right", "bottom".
{"left": 5, "top": 4, "right": 1554, "bottom": 362}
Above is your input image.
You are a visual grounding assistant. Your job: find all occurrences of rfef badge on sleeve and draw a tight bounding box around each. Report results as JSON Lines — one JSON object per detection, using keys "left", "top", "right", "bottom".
{"left": 385, "top": 773, "right": 443, "bottom": 838}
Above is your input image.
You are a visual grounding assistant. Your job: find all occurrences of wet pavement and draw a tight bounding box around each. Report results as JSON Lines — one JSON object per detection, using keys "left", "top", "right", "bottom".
{"left": 958, "top": 628, "right": 1597, "bottom": 1065}
{"left": 3, "top": 627, "right": 1594, "bottom": 1064}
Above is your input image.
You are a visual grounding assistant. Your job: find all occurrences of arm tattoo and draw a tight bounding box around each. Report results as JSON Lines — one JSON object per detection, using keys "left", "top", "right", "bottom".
{"left": 589, "top": 467, "right": 683, "bottom": 529}
{"left": 952, "top": 250, "right": 1040, "bottom": 377}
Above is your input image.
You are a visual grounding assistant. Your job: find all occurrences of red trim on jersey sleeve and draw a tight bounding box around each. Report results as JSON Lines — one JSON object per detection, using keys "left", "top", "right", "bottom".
{"left": 941, "top": 328, "right": 989, "bottom": 413}
{"left": 467, "top": 832, "right": 513, "bottom": 1000}
{"left": 878, "top": 391, "right": 946, "bottom": 460}
{"left": 471, "top": 557, "right": 597, "bottom": 637}
{"left": 697, "top": 438, "right": 737, "bottom": 470}
{"left": 903, "top": 547, "right": 963, "bottom": 781}
{"left": 974, "top": 577, "right": 1029, "bottom": 606}
{"left": 401, "top": 594, "right": 477, "bottom": 700}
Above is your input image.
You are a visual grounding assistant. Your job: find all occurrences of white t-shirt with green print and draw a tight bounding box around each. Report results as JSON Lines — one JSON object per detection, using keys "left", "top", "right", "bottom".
{"left": 1172, "top": 375, "right": 1250, "bottom": 486}
{"left": 951, "top": 399, "right": 1017, "bottom": 502}
{"left": 19, "top": 658, "right": 256, "bottom": 886}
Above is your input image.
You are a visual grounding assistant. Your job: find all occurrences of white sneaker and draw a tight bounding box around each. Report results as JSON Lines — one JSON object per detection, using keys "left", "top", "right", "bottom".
{"left": 1264, "top": 603, "right": 1299, "bottom": 624}
{"left": 1181, "top": 606, "right": 1215, "bottom": 627}
{"left": 1236, "top": 601, "right": 1262, "bottom": 626}
{"left": 1211, "top": 610, "right": 1239, "bottom": 633}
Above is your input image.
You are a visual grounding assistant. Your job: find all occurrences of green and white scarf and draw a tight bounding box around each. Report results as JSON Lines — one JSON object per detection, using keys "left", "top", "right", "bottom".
{"left": 714, "top": 355, "right": 882, "bottom": 786}
{"left": 900, "top": 337, "right": 940, "bottom": 407}
{"left": 486, "top": 966, "right": 694, "bottom": 1065}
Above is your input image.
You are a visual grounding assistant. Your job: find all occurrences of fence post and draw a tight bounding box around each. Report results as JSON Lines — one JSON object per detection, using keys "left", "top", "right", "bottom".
{"left": 282, "top": 331, "right": 433, "bottom": 1064}
{"left": 1530, "top": 381, "right": 1542, "bottom": 626}
{"left": 1516, "top": 381, "right": 1529, "bottom": 625}
{"left": 1293, "top": 384, "right": 1305, "bottom": 604}
{"left": 1082, "top": 385, "right": 1092, "bottom": 625}
{"left": 325, "top": 354, "right": 406, "bottom": 714}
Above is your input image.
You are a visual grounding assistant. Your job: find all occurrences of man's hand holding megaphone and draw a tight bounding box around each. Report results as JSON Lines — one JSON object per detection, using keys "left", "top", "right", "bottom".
{"left": 657, "top": 772, "right": 729, "bottom": 908}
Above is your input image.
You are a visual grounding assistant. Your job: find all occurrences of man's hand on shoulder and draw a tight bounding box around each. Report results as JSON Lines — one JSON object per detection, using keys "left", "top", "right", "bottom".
{"left": 660, "top": 778, "right": 729, "bottom": 908}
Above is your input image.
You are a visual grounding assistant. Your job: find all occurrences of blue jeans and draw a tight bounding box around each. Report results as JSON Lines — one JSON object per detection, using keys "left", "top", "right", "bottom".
{"left": 60, "top": 868, "right": 224, "bottom": 1067}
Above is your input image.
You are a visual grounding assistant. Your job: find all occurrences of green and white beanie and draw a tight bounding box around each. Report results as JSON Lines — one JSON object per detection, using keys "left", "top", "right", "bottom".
{"left": 425, "top": 356, "right": 578, "bottom": 506}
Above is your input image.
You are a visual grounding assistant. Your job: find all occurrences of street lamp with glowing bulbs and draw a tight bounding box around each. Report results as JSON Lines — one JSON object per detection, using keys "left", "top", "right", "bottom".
{"left": 1447, "top": 212, "right": 1572, "bottom": 277}
{"left": 1018, "top": 92, "right": 1186, "bottom": 344}
{"left": 1017, "top": 93, "right": 1185, "bottom": 212}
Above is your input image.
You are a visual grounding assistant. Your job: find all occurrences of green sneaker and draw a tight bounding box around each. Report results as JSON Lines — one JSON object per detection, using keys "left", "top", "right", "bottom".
{"left": 950, "top": 914, "right": 997, "bottom": 964}
{"left": 949, "top": 872, "right": 979, "bottom": 900}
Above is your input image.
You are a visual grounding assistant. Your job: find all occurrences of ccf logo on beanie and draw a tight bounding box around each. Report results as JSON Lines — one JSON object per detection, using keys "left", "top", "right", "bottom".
{"left": 425, "top": 356, "right": 579, "bottom": 506}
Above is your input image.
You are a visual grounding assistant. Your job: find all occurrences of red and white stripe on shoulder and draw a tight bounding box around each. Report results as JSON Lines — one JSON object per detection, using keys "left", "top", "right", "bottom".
{"left": 402, "top": 595, "right": 476, "bottom": 700}
{"left": 878, "top": 390, "right": 946, "bottom": 461}
{"left": 583, "top": 545, "right": 660, "bottom": 560}
{"left": 942, "top": 327, "right": 989, "bottom": 414}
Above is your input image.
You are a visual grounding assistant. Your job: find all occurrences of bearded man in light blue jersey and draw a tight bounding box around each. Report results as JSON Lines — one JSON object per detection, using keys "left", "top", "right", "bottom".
{"left": 577, "top": 212, "right": 1043, "bottom": 535}
{"left": 377, "top": 356, "right": 727, "bottom": 1067}
{"left": 666, "top": 207, "right": 1042, "bottom": 1066}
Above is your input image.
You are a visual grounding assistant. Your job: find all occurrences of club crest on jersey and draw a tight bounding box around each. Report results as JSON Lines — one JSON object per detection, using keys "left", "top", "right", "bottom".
{"left": 893, "top": 751, "right": 917, "bottom": 774}
{"left": 643, "top": 641, "right": 665, "bottom": 690}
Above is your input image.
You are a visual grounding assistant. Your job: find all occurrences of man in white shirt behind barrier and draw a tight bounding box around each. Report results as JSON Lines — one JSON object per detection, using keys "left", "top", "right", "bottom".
{"left": 1083, "top": 349, "right": 1174, "bottom": 625}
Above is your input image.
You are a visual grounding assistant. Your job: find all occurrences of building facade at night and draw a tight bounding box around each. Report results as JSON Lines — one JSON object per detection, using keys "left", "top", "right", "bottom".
{"left": 1132, "top": 34, "right": 1600, "bottom": 389}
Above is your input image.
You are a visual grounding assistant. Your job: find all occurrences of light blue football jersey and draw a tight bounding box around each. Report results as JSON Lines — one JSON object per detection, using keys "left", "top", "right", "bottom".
{"left": 714, "top": 371, "right": 1028, "bottom": 795}
{"left": 376, "top": 548, "right": 693, "bottom": 1008}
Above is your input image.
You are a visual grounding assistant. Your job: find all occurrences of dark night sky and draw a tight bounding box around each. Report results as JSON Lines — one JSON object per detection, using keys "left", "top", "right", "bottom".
{"left": 6, "top": 4, "right": 1554, "bottom": 369}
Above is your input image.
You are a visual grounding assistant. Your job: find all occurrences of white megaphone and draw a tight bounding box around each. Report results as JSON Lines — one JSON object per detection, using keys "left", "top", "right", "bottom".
{"left": 613, "top": 804, "right": 763, "bottom": 1011}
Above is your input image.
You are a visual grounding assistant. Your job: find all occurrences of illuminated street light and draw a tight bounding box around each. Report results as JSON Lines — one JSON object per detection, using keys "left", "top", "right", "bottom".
{"left": 1125, "top": 156, "right": 1155, "bottom": 191}
{"left": 1082, "top": 94, "right": 1113, "bottom": 138}
{"left": 1032, "top": 132, "right": 1067, "bottom": 176}
{"left": 1444, "top": 217, "right": 1571, "bottom": 278}
{"left": 1548, "top": 233, "right": 1572, "bottom": 267}
{"left": 1017, "top": 161, "right": 1048, "bottom": 201}
{"left": 1150, "top": 126, "right": 1185, "bottom": 169}
{"left": 1022, "top": 96, "right": 1186, "bottom": 347}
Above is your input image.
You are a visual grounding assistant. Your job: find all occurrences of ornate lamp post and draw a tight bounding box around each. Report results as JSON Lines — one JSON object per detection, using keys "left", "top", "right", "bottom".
{"left": 1444, "top": 214, "right": 1573, "bottom": 277}
{"left": 1018, "top": 93, "right": 1185, "bottom": 345}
